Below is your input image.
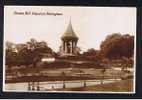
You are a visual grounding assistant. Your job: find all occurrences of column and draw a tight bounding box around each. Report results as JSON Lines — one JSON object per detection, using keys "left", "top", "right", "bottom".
{"left": 65, "top": 42, "right": 67, "bottom": 53}
{"left": 72, "top": 41, "right": 73, "bottom": 54}
{"left": 64, "top": 42, "right": 66, "bottom": 53}
{"left": 63, "top": 41, "right": 65, "bottom": 52}
{"left": 74, "top": 42, "right": 77, "bottom": 54}
{"left": 62, "top": 41, "right": 64, "bottom": 52}
{"left": 75, "top": 41, "right": 77, "bottom": 47}
{"left": 70, "top": 41, "right": 73, "bottom": 54}
{"left": 73, "top": 42, "right": 76, "bottom": 53}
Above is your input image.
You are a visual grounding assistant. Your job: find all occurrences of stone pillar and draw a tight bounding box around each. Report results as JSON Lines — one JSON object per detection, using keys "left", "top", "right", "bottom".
{"left": 71, "top": 41, "right": 73, "bottom": 54}
{"left": 74, "top": 41, "right": 77, "bottom": 54}
{"left": 63, "top": 41, "right": 65, "bottom": 52}
{"left": 75, "top": 41, "right": 76, "bottom": 46}
{"left": 72, "top": 42, "right": 74, "bottom": 54}
{"left": 72, "top": 41, "right": 74, "bottom": 53}
{"left": 70, "top": 41, "right": 73, "bottom": 54}
{"left": 73, "top": 42, "right": 76, "bottom": 54}
{"left": 62, "top": 41, "right": 63, "bottom": 52}
{"left": 64, "top": 42, "right": 66, "bottom": 53}
{"left": 65, "top": 42, "right": 68, "bottom": 53}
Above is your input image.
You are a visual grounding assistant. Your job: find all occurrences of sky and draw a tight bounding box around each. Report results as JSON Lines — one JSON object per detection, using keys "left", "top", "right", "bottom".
{"left": 4, "top": 6, "right": 136, "bottom": 52}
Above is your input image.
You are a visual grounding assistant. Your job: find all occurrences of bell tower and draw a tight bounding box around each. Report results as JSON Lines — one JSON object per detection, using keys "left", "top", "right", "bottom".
{"left": 60, "top": 19, "right": 79, "bottom": 56}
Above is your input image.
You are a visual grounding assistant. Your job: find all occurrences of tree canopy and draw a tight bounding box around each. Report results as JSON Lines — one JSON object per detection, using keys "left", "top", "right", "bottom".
{"left": 6, "top": 39, "right": 54, "bottom": 67}
{"left": 100, "top": 33, "right": 134, "bottom": 59}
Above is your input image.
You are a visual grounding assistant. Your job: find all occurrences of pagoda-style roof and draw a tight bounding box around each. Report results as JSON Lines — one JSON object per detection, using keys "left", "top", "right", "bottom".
{"left": 61, "top": 19, "right": 78, "bottom": 40}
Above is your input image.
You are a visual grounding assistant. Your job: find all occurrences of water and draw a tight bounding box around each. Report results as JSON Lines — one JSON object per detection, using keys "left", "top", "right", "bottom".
{"left": 5, "top": 79, "right": 121, "bottom": 91}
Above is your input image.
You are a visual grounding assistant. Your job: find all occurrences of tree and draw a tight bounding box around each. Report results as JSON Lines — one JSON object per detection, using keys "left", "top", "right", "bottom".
{"left": 6, "top": 41, "right": 15, "bottom": 50}
{"left": 100, "top": 33, "right": 134, "bottom": 59}
{"left": 121, "top": 57, "right": 133, "bottom": 72}
{"left": 16, "top": 46, "right": 33, "bottom": 66}
{"left": 83, "top": 48, "right": 96, "bottom": 56}
{"left": 26, "top": 38, "right": 37, "bottom": 50}
{"left": 6, "top": 49, "right": 17, "bottom": 68}
{"left": 5, "top": 41, "right": 17, "bottom": 68}
{"left": 16, "top": 39, "right": 54, "bottom": 67}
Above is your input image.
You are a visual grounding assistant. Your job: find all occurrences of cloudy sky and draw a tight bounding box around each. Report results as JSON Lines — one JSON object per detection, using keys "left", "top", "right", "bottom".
{"left": 4, "top": 6, "right": 136, "bottom": 52}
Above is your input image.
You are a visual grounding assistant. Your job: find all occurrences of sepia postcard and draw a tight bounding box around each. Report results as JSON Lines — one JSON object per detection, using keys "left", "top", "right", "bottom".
{"left": 3, "top": 6, "right": 136, "bottom": 93}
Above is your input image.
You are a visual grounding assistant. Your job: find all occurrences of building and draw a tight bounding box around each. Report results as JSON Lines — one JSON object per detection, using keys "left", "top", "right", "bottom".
{"left": 60, "top": 19, "right": 79, "bottom": 56}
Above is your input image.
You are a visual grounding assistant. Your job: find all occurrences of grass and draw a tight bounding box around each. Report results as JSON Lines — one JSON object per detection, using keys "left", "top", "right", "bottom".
{"left": 57, "top": 79, "right": 133, "bottom": 92}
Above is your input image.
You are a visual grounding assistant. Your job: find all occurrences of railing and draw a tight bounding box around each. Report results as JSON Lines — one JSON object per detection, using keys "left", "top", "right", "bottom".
{"left": 27, "top": 79, "right": 121, "bottom": 91}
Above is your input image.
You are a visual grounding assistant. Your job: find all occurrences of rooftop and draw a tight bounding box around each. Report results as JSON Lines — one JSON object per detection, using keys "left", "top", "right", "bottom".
{"left": 61, "top": 19, "right": 78, "bottom": 40}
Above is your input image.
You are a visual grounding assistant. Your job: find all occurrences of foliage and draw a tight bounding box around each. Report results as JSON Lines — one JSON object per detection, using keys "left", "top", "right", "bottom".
{"left": 82, "top": 48, "right": 96, "bottom": 56}
{"left": 100, "top": 33, "right": 134, "bottom": 59}
{"left": 6, "top": 38, "right": 54, "bottom": 67}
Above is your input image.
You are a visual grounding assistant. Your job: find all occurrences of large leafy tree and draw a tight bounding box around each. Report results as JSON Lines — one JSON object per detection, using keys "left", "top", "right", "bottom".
{"left": 5, "top": 41, "right": 17, "bottom": 68}
{"left": 17, "top": 46, "right": 32, "bottom": 66}
{"left": 100, "top": 33, "right": 134, "bottom": 59}
{"left": 6, "top": 39, "right": 54, "bottom": 68}
{"left": 17, "top": 39, "right": 53, "bottom": 67}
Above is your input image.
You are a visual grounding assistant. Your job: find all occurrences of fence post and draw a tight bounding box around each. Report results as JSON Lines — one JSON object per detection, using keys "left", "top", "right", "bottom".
{"left": 63, "top": 81, "right": 65, "bottom": 89}
{"left": 31, "top": 82, "right": 35, "bottom": 90}
{"left": 84, "top": 80, "right": 86, "bottom": 87}
{"left": 37, "top": 82, "right": 40, "bottom": 91}
{"left": 28, "top": 82, "right": 31, "bottom": 90}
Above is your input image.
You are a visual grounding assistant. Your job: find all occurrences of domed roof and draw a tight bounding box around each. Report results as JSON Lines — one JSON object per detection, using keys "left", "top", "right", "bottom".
{"left": 61, "top": 19, "right": 78, "bottom": 40}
